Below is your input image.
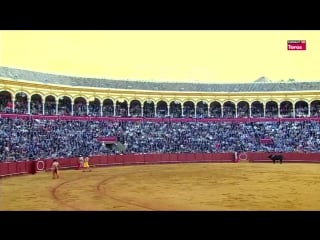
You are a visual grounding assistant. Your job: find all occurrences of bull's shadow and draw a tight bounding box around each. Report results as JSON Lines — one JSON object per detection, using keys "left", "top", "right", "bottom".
{"left": 268, "top": 154, "right": 284, "bottom": 164}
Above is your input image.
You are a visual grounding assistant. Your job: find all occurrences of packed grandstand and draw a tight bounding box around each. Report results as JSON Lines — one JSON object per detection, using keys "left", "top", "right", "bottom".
{"left": 1, "top": 66, "right": 320, "bottom": 161}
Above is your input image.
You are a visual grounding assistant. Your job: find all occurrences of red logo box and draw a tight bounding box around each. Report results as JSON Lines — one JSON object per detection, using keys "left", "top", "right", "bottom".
{"left": 287, "top": 40, "right": 306, "bottom": 50}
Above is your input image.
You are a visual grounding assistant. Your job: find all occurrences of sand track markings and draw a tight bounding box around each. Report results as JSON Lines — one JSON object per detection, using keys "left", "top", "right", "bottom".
{"left": 50, "top": 169, "right": 156, "bottom": 210}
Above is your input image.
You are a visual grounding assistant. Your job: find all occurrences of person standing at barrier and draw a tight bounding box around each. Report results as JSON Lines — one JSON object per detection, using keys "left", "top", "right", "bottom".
{"left": 83, "top": 156, "right": 91, "bottom": 172}
{"left": 78, "top": 155, "right": 84, "bottom": 170}
{"left": 51, "top": 159, "right": 60, "bottom": 179}
{"left": 234, "top": 151, "right": 238, "bottom": 163}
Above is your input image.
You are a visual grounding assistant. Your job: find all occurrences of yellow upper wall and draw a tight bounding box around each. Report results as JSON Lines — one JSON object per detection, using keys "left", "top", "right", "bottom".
{"left": 1, "top": 30, "right": 319, "bottom": 83}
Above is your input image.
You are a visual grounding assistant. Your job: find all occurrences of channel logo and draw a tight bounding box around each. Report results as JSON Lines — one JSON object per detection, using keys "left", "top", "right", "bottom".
{"left": 287, "top": 40, "right": 306, "bottom": 50}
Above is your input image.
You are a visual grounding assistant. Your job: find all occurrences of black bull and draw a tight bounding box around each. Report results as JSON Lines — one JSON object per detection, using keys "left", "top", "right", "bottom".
{"left": 268, "top": 154, "right": 284, "bottom": 164}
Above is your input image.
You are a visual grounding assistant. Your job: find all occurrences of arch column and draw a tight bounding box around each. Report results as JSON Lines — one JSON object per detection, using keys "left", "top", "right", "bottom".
{"left": 235, "top": 105, "right": 237, "bottom": 118}
{"left": 55, "top": 99, "right": 58, "bottom": 115}
{"left": 127, "top": 103, "right": 130, "bottom": 116}
{"left": 71, "top": 100, "right": 74, "bottom": 116}
{"left": 27, "top": 98, "right": 30, "bottom": 114}
{"left": 292, "top": 104, "right": 295, "bottom": 118}
{"left": 12, "top": 97, "right": 15, "bottom": 113}
{"left": 42, "top": 101, "right": 45, "bottom": 115}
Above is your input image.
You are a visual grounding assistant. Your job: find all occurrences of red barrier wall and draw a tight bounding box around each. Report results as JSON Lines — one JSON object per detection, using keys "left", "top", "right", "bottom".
{"left": 0, "top": 161, "right": 31, "bottom": 176}
{"left": 1, "top": 152, "right": 320, "bottom": 178}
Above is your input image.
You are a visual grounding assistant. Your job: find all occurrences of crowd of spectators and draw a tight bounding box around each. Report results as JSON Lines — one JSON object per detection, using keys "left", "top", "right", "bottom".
{"left": 1, "top": 117, "right": 320, "bottom": 161}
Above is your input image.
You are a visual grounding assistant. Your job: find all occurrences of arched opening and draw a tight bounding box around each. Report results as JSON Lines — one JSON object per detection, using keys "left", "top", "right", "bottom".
{"left": 143, "top": 100, "right": 155, "bottom": 117}
{"left": 30, "top": 94, "right": 43, "bottom": 115}
{"left": 237, "top": 101, "right": 249, "bottom": 118}
{"left": 58, "top": 96, "right": 72, "bottom": 115}
{"left": 74, "top": 97, "right": 87, "bottom": 116}
{"left": 14, "top": 92, "right": 28, "bottom": 114}
{"left": 209, "top": 101, "right": 221, "bottom": 118}
{"left": 265, "top": 101, "right": 278, "bottom": 118}
{"left": 295, "top": 101, "right": 308, "bottom": 117}
{"left": 310, "top": 100, "right": 320, "bottom": 117}
{"left": 280, "top": 101, "right": 293, "bottom": 118}
{"left": 170, "top": 101, "right": 182, "bottom": 117}
{"left": 183, "top": 101, "right": 195, "bottom": 117}
{"left": 116, "top": 100, "right": 128, "bottom": 117}
{"left": 196, "top": 101, "right": 208, "bottom": 118}
{"left": 44, "top": 95, "right": 56, "bottom": 115}
{"left": 223, "top": 101, "right": 236, "bottom": 118}
{"left": 251, "top": 101, "right": 264, "bottom": 117}
{"left": 129, "top": 100, "right": 142, "bottom": 117}
{"left": 0, "top": 91, "right": 13, "bottom": 113}
{"left": 102, "top": 99, "right": 114, "bottom": 116}
{"left": 156, "top": 101, "right": 168, "bottom": 117}
{"left": 88, "top": 98, "right": 101, "bottom": 116}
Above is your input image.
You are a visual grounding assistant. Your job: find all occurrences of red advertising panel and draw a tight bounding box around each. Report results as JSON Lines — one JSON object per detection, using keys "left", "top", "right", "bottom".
{"left": 287, "top": 40, "right": 306, "bottom": 50}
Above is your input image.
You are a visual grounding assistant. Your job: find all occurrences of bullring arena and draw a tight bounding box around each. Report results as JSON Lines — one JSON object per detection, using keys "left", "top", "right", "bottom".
{"left": 1, "top": 67, "right": 320, "bottom": 210}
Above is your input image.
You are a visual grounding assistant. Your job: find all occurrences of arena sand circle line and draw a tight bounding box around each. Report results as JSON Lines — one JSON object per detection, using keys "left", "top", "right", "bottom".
{"left": 51, "top": 175, "right": 86, "bottom": 210}
{"left": 50, "top": 168, "right": 157, "bottom": 210}
{"left": 95, "top": 175, "right": 157, "bottom": 211}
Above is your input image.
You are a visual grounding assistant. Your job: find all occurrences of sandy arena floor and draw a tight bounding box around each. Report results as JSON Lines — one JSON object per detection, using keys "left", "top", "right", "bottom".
{"left": 1, "top": 162, "right": 320, "bottom": 210}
